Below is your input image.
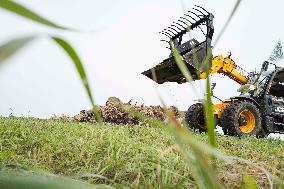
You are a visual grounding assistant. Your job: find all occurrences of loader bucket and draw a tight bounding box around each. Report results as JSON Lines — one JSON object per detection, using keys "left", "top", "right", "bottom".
{"left": 142, "top": 5, "right": 214, "bottom": 84}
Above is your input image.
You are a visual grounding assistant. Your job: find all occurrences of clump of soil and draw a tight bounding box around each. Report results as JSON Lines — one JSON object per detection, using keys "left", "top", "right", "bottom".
{"left": 51, "top": 97, "right": 182, "bottom": 125}
{"left": 134, "top": 105, "right": 166, "bottom": 121}
{"left": 100, "top": 97, "right": 140, "bottom": 125}
{"left": 73, "top": 110, "right": 97, "bottom": 123}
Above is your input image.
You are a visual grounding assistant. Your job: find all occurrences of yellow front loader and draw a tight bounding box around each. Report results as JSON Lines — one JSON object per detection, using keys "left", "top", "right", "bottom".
{"left": 142, "top": 6, "right": 284, "bottom": 137}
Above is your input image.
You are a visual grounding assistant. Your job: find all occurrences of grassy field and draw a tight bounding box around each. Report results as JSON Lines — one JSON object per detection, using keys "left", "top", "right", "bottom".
{"left": 0, "top": 117, "right": 283, "bottom": 188}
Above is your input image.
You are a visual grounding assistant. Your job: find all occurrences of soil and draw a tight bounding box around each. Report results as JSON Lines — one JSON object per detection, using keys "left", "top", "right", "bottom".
{"left": 51, "top": 97, "right": 183, "bottom": 125}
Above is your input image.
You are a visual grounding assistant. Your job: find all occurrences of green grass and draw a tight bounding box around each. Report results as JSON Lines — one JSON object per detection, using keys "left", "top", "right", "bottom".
{"left": 2, "top": 0, "right": 282, "bottom": 188}
{"left": 0, "top": 117, "right": 283, "bottom": 188}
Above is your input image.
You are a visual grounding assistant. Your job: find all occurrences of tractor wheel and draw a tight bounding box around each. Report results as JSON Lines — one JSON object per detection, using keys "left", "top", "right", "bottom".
{"left": 185, "top": 103, "right": 207, "bottom": 132}
{"left": 220, "top": 100, "right": 262, "bottom": 137}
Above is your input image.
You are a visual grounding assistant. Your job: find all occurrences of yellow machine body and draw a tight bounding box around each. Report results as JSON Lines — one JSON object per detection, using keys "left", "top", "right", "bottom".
{"left": 213, "top": 103, "right": 228, "bottom": 119}
{"left": 198, "top": 55, "right": 250, "bottom": 121}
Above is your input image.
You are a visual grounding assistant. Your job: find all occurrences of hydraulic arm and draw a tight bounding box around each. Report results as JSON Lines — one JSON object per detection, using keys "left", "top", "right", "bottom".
{"left": 199, "top": 55, "right": 249, "bottom": 85}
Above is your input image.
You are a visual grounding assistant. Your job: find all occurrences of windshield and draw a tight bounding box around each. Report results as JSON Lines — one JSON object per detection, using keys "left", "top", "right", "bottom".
{"left": 239, "top": 71, "right": 272, "bottom": 95}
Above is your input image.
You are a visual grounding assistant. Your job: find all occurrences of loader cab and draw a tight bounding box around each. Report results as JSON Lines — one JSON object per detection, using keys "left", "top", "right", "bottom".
{"left": 245, "top": 68, "right": 284, "bottom": 134}
{"left": 250, "top": 68, "right": 284, "bottom": 98}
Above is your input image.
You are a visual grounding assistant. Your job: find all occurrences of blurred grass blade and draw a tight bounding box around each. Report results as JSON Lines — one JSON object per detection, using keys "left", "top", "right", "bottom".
{"left": 206, "top": 0, "right": 243, "bottom": 146}
{"left": 0, "top": 172, "right": 101, "bottom": 189}
{"left": 213, "top": 0, "right": 242, "bottom": 46}
{"left": 170, "top": 41, "right": 192, "bottom": 82}
{"left": 205, "top": 76, "right": 216, "bottom": 147}
{"left": 151, "top": 72, "right": 223, "bottom": 189}
{"left": 0, "top": 0, "right": 69, "bottom": 30}
{"left": 0, "top": 36, "right": 35, "bottom": 64}
{"left": 52, "top": 37, "right": 101, "bottom": 121}
{"left": 169, "top": 41, "right": 200, "bottom": 97}
{"left": 52, "top": 37, "right": 94, "bottom": 106}
{"left": 165, "top": 110, "right": 223, "bottom": 189}
{"left": 170, "top": 40, "right": 216, "bottom": 147}
{"left": 242, "top": 174, "right": 260, "bottom": 189}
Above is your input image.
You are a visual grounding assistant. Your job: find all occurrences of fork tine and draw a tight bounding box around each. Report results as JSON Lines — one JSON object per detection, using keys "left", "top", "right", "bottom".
{"left": 194, "top": 5, "right": 209, "bottom": 14}
{"left": 172, "top": 23, "right": 185, "bottom": 30}
{"left": 187, "top": 10, "right": 202, "bottom": 18}
{"left": 193, "top": 8, "right": 206, "bottom": 16}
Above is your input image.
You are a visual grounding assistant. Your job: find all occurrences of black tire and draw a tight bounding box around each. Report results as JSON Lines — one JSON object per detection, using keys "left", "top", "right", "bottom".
{"left": 185, "top": 103, "right": 207, "bottom": 132}
{"left": 220, "top": 100, "right": 262, "bottom": 137}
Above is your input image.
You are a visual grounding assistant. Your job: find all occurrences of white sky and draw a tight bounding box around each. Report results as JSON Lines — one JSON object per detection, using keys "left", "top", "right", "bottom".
{"left": 0, "top": 0, "right": 284, "bottom": 136}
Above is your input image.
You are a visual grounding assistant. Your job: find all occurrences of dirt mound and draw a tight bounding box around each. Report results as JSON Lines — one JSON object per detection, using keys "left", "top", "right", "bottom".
{"left": 51, "top": 97, "right": 182, "bottom": 125}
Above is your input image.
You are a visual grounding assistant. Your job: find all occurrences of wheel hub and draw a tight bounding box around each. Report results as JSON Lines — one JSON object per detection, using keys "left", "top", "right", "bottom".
{"left": 238, "top": 116, "right": 248, "bottom": 126}
{"left": 238, "top": 109, "right": 256, "bottom": 133}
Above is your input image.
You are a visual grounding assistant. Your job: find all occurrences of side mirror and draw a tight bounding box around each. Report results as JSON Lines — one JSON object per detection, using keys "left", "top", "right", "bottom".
{"left": 227, "top": 52, "right": 232, "bottom": 58}
{"left": 262, "top": 61, "right": 269, "bottom": 71}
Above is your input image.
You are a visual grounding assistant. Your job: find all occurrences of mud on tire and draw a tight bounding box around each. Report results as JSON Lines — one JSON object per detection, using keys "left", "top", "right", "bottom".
{"left": 185, "top": 103, "right": 207, "bottom": 132}
{"left": 220, "top": 100, "right": 263, "bottom": 137}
